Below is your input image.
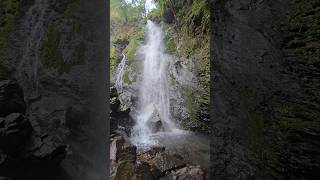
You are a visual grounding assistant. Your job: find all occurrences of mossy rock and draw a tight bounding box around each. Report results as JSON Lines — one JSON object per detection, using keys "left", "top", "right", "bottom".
{"left": 0, "top": 0, "right": 20, "bottom": 48}
{"left": 40, "top": 23, "right": 85, "bottom": 74}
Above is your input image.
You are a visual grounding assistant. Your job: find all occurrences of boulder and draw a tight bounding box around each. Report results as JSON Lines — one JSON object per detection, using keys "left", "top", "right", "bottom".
{"left": 24, "top": 134, "right": 67, "bottom": 165}
{"left": 173, "top": 165, "right": 205, "bottom": 180}
{"left": 0, "top": 113, "right": 32, "bottom": 153}
{"left": 0, "top": 80, "right": 26, "bottom": 117}
{"left": 146, "top": 108, "right": 164, "bottom": 133}
{"left": 113, "top": 161, "right": 137, "bottom": 180}
{"left": 154, "top": 152, "right": 186, "bottom": 174}
{"left": 110, "top": 131, "right": 137, "bottom": 164}
{"left": 110, "top": 132, "right": 139, "bottom": 180}
{"left": 135, "top": 161, "right": 152, "bottom": 180}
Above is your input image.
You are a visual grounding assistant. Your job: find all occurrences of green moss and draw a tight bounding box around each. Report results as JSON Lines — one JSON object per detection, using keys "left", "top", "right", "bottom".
{"left": 40, "top": 24, "right": 64, "bottom": 70}
{"left": 0, "top": 0, "right": 20, "bottom": 48}
{"left": 64, "top": 0, "right": 81, "bottom": 18}
{"left": 123, "top": 69, "right": 130, "bottom": 84}
{"left": 110, "top": 47, "right": 118, "bottom": 78}
{"left": 124, "top": 38, "right": 139, "bottom": 63}
{"left": 165, "top": 36, "right": 176, "bottom": 54}
{"left": 41, "top": 23, "right": 85, "bottom": 74}
{"left": 184, "top": 94, "right": 194, "bottom": 113}
{"left": 185, "top": 48, "right": 193, "bottom": 58}
{"left": 278, "top": 104, "right": 319, "bottom": 130}
{"left": 289, "top": 0, "right": 320, "bottom": 63}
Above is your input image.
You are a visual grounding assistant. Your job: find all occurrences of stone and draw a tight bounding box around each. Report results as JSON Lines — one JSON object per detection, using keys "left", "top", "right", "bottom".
{"left": 135, "top": 161, "right": 152, "bottom": 180}
{"left": 0, "top": 113, "right": 32, "bottom": 153}
{"left": 113, "top": 161, "right": 137, "bottom": 180}
{"left": 146, "top": 108, "right": 164, "bottom": 133}
{"left": 0, "top": 80, "right": 26, "bottom": 117}
{"left": 24, "top": 134, "right": 67, "bottom": 164}
{"left": 154, "top": 152, "right": 186, "bottom": 174}
{"left": 160, "top": 165, "right": 206, "bottom": 180}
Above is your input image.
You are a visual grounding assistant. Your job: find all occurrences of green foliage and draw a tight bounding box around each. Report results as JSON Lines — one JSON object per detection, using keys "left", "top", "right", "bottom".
{"left": 147, "top": 6, "right": 162, "bottom": 19}
{"left": 110, "top": 47, "right": 118, "bottom": 77}
{"left": 165, "top": 37, "right": 176, "bottom": 54}
{"left": 189, "top": 0, "right": 210, "bottom": 33}
{"left": 124, "top": 38, "right": 139, "bottom": 63}
{"left": 111, "top": 0, "right": 146, "bottom": 22}
{"left": 185, "top": 48, "right": 193, "bottom": 58}
{"left": 0, "top": 0, "right": 20, "bottom": 48}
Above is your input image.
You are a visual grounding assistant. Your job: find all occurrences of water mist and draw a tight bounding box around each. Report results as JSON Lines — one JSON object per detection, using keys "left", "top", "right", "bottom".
{"left": 130, "top": 20, "right": 179, "bottom": 148}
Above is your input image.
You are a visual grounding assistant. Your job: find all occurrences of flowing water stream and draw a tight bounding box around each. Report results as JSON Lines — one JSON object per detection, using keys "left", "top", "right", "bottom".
{"left": 114, "top": 53, "right": 126, "bottom": 92}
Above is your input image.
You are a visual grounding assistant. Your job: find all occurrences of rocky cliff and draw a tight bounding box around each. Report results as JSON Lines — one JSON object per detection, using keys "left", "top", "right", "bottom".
{"left": 0, "top": 0, "right": 108, "bottom": 179}
{"left": 211, "top": 0, "right": 319, "bottom": 179}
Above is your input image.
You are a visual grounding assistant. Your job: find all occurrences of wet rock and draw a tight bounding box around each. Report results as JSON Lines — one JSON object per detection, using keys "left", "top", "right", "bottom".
{"left": 173, "top": 165, "right": 205, "bottom": 180}
{"left": 154, "top": 152, "right": 186, "bottom": 174}
{"left": 110, "top": 131, "right": 139, "bottom": 180}
{"left": 137, "top": 146, "right": 166, "bottom": 163}
{"left": 110, "top": 85, "right": 118, "bottom": 98}
{"left": 110, "top": 135, "right": 136, "bottom": 164}
{"left": 65, "top": 104, "right": 88, "bottom": 131}
{"left": 110, "top": 97, "right": 120, "bottom": 112}
{"left": 24, "top": 133, "right": 67, "bottom": 165}
{"left": 135, "top": 161, "right": 152, "bottom": 180}
{"left": 211, "top": 0, "right": 320, "bottom": 179}
{"left": 110, "top": 86, "right": 134, "bottom": 133}
{"left": 160, "top": 165, "right": 206, "bottom": 180}
{"left": 146, "top": 109, "right": 164, "bottom": 133}
{"left": 0, "top": 80, "right": 26, "bottom": 117}
{"left": 113, "top": 161, "right": 137, "bottom": 180}
{"left": 0, "top": 113, "right": 32, "bottom": 154}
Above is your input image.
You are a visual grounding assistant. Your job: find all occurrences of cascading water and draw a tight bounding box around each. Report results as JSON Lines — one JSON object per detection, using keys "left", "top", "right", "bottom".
{"left": 114, "top": 53, "right": 126, "bottom": 92}
{"left": 130, "top": 20, "right": 182, "bottom": 148}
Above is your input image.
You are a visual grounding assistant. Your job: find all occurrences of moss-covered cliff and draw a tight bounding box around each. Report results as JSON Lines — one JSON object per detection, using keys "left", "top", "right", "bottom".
{"left": 0, "top": 0, "right": 109, "bottom": 179}
{"left": 211, "top": 0, "right": 319, "bottom": 179}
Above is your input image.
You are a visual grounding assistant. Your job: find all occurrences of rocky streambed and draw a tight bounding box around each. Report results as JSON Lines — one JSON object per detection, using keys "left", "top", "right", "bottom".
{"left": 110, "top": 85, "right": 209, "bottom": 180}
{"left": 110, "top": 130, "right": 208, "bottom": 180}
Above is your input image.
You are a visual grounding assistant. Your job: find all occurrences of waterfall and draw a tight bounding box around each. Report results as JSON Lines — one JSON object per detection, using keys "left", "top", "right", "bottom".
{"left": 131, "top": 20, "right": 178, "bottom": 147}
{"left": 114, "top": 53, "right": 126, "bottom": 92}
{"left": 17, "top": 0, "right": 48, "bottom": 97}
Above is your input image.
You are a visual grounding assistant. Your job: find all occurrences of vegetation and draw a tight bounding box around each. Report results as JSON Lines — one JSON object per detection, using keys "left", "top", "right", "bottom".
{"left": 40, "top": 23, "right": 85, "bottom": 74}
{"left": 110, "top": 0, "right": 146, "bottom": 82}
{"left": 110, "top": 47, "right": 118, "bottom": 78}
{"left": 0, "top": 0, "right": 20, "bottom": 48}
{"left": 289, "top": 0, "right": 320, "bottom": 64}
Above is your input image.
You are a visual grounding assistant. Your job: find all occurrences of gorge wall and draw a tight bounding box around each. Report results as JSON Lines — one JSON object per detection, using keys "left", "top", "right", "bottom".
{"left": 0, "top": 0, "right": 108, "bottom": 179}
{"left": 211, "top": 0, "right": 319, "bottom": 179}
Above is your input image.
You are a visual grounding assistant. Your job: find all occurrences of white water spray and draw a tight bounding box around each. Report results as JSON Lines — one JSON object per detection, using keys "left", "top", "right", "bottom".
{"left": 131, "top": 20, "right": 182, "bottom": 147}
{"left": 114, "top": 53, "right": 126, "bottom": 91}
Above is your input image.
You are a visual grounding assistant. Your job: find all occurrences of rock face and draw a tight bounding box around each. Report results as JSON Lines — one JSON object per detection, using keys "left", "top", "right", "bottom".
{"left": 0, "top": 113, "right": 32, "bottom": 154}
{"left": 0, "top": 80, "right": 67, "bottom": 179}
{"left": 0, "top": 80, "right": 26, "bottom": 117}
{"left": 110, "top": 85, "right": 134, "bottom": 134}
{"left": 211, "top": 0, "right": 319, "bottom": 179}
{"left": 1, "top": 0, "right": 109, "bottom": 179}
